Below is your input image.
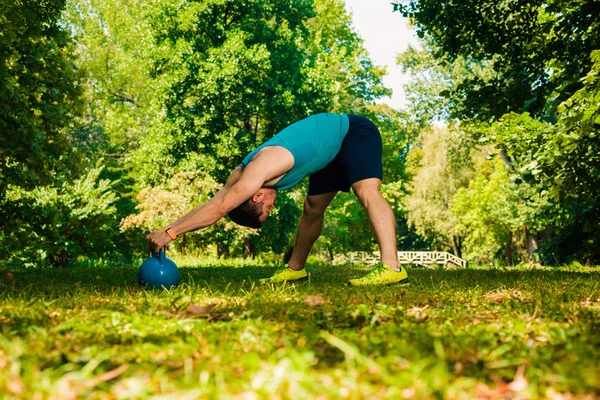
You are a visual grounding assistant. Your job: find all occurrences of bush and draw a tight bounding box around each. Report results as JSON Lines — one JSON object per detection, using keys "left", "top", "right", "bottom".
{"left": 2, "top": 165, "right": 120, "bottom": 267}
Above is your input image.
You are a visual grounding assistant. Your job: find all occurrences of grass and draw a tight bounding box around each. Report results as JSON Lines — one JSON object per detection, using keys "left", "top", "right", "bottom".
{"left": 0, "top": 258, "right": 599, "bottom": 399}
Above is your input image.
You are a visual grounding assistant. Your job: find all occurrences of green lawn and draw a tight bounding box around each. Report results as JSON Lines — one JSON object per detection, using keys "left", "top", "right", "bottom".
{"left": 1, "top": 258, "right": 599, "bottom": 399}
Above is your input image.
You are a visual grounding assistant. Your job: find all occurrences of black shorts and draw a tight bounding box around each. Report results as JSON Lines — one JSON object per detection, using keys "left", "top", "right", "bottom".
{"left": 308, "top": 114, "right": 383, "bottom": 196}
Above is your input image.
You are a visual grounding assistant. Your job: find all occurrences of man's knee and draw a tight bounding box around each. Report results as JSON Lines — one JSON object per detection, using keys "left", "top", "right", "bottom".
{"left": 301, "top": 192, "right": 337, "bottom": 220}
{"left": 352, "top": 178, "right": 382, "bottom": 207}
{"left": 302, "top": 197, "right": 326, "bottom": 219}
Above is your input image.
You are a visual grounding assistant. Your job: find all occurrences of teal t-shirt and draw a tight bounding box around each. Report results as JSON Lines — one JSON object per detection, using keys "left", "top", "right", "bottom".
{"left": 241, "top": 113, "right": 350, "bottom": 190}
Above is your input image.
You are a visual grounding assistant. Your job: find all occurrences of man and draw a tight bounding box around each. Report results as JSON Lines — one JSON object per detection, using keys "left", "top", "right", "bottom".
{"left": 146, "top": 113, "right": 409, "bottom": 286}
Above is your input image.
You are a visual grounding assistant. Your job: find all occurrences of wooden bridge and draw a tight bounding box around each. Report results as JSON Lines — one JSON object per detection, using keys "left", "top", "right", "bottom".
{"left": 334, "top": 251, "right": 467, "bottom": 269}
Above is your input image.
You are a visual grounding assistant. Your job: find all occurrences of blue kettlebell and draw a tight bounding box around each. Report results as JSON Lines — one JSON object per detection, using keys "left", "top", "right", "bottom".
{"left": 138, "top": 250, "right": 180, "bottom": 289}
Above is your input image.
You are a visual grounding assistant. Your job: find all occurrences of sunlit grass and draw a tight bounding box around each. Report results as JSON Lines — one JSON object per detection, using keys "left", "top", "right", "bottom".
{"left": 1, "top": 259, "right": 599, "bottom": 399}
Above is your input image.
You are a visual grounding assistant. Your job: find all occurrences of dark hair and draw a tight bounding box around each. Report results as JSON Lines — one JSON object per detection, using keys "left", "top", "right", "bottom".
{"left": 228, "top": 198, "right": 263, "bottom": 229}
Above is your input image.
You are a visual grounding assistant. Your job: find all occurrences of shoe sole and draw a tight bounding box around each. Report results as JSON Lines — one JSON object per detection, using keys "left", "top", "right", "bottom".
{"left": 260, "top": 275, "right": 309, "bottom": 284}
{"left": 348, "top": 277, "right": 410, "bottom": 286}
{"left": 289, "top": 276, "right": 309, "bottom": 283}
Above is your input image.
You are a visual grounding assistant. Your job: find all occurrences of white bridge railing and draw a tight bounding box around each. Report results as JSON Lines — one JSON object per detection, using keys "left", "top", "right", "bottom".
{"left": 334, "top": 251, "right": 467, "bottom": 269}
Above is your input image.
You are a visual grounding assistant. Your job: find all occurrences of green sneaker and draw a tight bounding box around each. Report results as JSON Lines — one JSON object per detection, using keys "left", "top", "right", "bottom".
{"left": 260, "top": 266, "right": 308, "bottom": 284}
{"left": 348, "top": 263, "right": 409, "bottom": 286}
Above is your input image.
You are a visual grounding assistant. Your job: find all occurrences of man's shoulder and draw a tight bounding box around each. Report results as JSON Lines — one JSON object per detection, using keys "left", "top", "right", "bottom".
{"left": 246, "top": 146, "right": 294, "bottom": 168}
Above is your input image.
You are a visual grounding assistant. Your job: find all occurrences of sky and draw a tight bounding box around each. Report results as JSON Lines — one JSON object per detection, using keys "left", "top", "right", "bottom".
{"left": 343, "top": 0, "right": 418, "bottom": 110}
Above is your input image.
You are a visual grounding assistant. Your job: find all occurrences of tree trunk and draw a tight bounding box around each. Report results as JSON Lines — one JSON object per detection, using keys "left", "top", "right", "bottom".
{"left": 243, "top": 237, "right": 257, "bottom": 258}
{"left": 505, "top": 233, "right": 514, "bottom": 266}
{"left": 217, "top": 245, "right": 230, "bottom": 259}
{"left": 451, "top": 234, "right": 462, "bottom": 258}
{"left": 524, "top": 226, "right": 539, "bottom": 263}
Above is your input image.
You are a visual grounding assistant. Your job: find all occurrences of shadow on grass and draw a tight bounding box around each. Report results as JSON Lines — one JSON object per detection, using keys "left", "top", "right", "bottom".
{"left": 1, "top": 263, "right": 598, "bottom": 296}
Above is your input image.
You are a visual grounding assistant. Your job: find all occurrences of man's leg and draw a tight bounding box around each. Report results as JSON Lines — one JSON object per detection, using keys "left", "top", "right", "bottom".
{"left": 288, "top": 191, "right": 338, "bottom": 271}
{"left": 348, "top": 178, "right": 408, "bottom": 285}
{"left": 351, "top": 178, "right": 400, "bottom": 270}
{"left": 260, "top": 191, "right": 337, "bottom": 283}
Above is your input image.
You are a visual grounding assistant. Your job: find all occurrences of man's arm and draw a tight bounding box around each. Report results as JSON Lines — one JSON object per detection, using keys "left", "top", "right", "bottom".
{"left": 146, "top": 147, "right": 293, "bottom": 252}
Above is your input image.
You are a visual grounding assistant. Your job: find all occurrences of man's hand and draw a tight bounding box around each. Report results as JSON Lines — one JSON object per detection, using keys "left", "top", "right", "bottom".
{"left": 146, "top": 230, "right": 172, "bottom": 253}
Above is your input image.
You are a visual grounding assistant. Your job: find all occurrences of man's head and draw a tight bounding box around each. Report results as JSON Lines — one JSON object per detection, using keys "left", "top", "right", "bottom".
{"left": 228, "top": 188, "right": 278, "bottom": 229}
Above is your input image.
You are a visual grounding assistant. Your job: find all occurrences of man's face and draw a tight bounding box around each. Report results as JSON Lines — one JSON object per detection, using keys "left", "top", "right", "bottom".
{"left": 257, "top": 188, "right": 278, "bottom": 223}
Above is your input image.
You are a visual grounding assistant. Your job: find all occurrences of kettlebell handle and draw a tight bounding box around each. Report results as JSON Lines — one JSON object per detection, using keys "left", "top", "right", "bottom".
{"left": 151, "top": 248, "right": 167, "bottom": 263}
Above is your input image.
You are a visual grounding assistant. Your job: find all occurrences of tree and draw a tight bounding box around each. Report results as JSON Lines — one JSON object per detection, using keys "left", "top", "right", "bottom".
{"left": 395, "top": 0, "right": 600, "bottom": 121}
{"left": 0, "top": 0, "right": 81, "bottom": 197}
{"left": 305, "top": 0, "right": 391, "bottom": 114}
{"left": 134, "top": 0, "right": 317, "bottom": 184}
{"left": 64, "top": 0, "right": 159, "bottom": 162}
{"left": 404, "top": 125, "right": 477, "bottom": 257}
{"left": 394, "top": 0, "right": 600, "bottom": 263}
{"left": 396, "top": 45, "right": 454, "bottom": 128}
{"left": 0, "top": 1, "right": 130, "bottom": 265}
{"left": 452, "top": 158, "right": 554, "bottom": 265}
{"left": 549, "top": 50, "right": 600, "bottom": 200}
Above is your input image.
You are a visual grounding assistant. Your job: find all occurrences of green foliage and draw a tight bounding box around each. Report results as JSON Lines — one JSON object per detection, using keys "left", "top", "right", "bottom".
{"left": 395, "top": 2, "right": 600, "bottom": 198}
{"left": 483, "top": 107, "right": 599, "bottom": 202}
{"left": 254, "top": 192, "right": 302, "bottom": 255}
{"left": 452, "top": 158, "right": 554, "bottom": 265}
{"left": 403, "top": 122, "right": 555, "bottom": 264}
{"left": 396, "top": 1, "right": 600, "bottom": 264}
{"left": 477, "top": 54, "right": 600, "bottom": 262}
{"left": 0, "top": 1, "right": 146, "bottom": 267}
{"left": 0, "top": 0, "right": 82, "bottom": 193}
{"left": 319, "top": 192, "right": 375, "bottom": 256}
{"left": 64, "top": 0, "right": 168, "bottom": 199}
{"left": 1, "top": 260, "right": 599, "bottom": 397}
{"left": 404, "top": 125, "right": 476, "bottom": 256}
{"left": 306, "top": 0, "right": 391, "bottom": 113}
{"left": 120, "top": 171, "right": 223, "bottom": 252}
{"left": 2, "top": 165, "right": 120, "bottom": 267}
{"left": 535, "top": 204, "right": 600, "bottom": 265}
{"left": 551, "top": 50, "right": 600, "bottom": 199}
{"left": 136, "top": 0, "right": 316, "bottom": 184}
{"left": 396, "top": 45, "right": 451, "bottom": 128}
{"left": 395, "top": 0, "right": 600, "bottom": 120}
